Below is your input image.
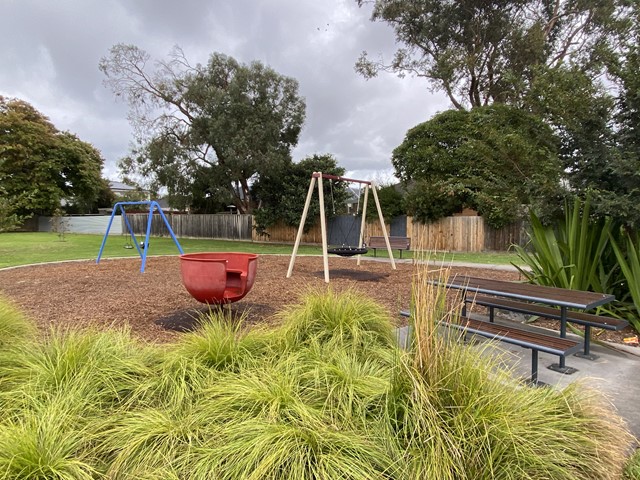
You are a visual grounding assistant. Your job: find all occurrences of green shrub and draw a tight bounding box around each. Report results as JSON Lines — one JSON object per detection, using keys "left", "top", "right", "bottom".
{"left": 0, "top": 395, "right": 98, "bottom": 479}
{"left": 279, "top": 287, "right": 396, "bottom": 352}
{"left": 611, "top": 232, "right": 640, "bottom": 332}
{"left": 173, "top": 308, "right": 277, "bottom": 372}
{"left": 513, "top": 198, "right": 614, "bottom": 292}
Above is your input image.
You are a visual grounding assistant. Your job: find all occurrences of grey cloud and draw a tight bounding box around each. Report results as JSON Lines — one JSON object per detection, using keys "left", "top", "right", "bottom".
{"left": 0, "top": 0, "right": 449, "bottom": 182}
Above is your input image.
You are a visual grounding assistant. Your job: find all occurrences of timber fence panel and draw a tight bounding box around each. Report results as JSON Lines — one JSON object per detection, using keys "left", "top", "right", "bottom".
{"left": 138, "top": 213, "right": 528, "bottom": 251}
{"left": 364, "top": 220, "right": 393, "bottom": 240}
{"left": 252, "top": 220, "right": 325, "bottom": 244}
{"left": 127, "top": 213, "right": 252, "bottom": 240}
{"left": 484, "top": 221, "right": 527, "bottom": 251}
{"left": 409, "top": 216, "right": 526, "bottom": 252}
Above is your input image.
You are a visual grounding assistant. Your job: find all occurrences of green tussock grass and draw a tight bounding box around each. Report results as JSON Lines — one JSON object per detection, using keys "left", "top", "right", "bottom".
{"left": 627, "top": 448, "right": 640, "bottom": 479}
{"left": 0, "top": 272, "right": 636, "bottom": 478}
{"left": 0, "top": 294, "right": 35, "bottom": 346}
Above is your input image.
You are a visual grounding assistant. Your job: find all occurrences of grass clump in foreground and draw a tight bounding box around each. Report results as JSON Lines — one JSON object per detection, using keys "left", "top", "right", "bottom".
{"left": 627, "top": 448, "right": 640, "bottom": 479}
{"left": 0, "top": 269, "right": 636, "bottom": 478}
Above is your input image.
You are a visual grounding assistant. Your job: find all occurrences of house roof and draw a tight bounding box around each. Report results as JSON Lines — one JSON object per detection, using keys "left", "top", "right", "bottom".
{"left": 109, "top": 181, "right": 138, "bottom": 192}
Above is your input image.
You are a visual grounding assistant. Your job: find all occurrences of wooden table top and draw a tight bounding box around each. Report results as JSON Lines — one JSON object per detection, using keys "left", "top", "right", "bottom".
{"left": 438, "top": 275, "right": 615, "bottom": 310}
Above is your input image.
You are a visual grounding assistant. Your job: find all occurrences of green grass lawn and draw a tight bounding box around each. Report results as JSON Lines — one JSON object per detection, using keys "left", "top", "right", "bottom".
{"left": 0, "top": 232, "right": 522, "bottom": 269}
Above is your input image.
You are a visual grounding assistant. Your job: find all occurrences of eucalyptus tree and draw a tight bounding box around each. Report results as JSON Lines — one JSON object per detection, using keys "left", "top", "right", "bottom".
{"left": 357, "top": 0, "right": 634, "bottom": 224}
{"left": 356, "top": 0, "right": 626, "bottom": 110}
{"left": 100, "top": 44, "right": 306, "bottom": 213}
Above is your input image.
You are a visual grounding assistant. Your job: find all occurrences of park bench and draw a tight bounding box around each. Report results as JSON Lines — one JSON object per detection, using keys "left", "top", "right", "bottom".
{"left": 368, "top": 236, "right": 411, "bottom": 258}
{"left": 399, "top": 310, "right": 581, "bottom": 385}
{"left": 466, "top": 295, "right": 629, "bottom": 360}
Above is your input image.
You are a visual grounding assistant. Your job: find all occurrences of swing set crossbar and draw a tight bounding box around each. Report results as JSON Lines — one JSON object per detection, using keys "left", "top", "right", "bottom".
{"left": 312, "top": 172, "right": 371, "bottom": 185}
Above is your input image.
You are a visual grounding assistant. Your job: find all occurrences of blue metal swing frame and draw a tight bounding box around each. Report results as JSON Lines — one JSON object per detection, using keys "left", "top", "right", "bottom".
{"left": 96, "top": 201, "right": 184, "bottom": 273}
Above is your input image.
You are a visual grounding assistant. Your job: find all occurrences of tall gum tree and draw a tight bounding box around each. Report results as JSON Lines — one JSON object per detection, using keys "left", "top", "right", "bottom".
{"left": 356, "top": 0, "right": 627, "bottom": 110}
{"left": 356, "top": 0, "right": 634, "bottom": 225}
{"left": 100, "top": 44, "right": 306, "bottom": 213}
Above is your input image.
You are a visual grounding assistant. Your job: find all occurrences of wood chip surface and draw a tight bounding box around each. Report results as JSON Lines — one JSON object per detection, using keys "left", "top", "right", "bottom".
{"left": 0, "top": 255, "right": 633, "bottom": 345}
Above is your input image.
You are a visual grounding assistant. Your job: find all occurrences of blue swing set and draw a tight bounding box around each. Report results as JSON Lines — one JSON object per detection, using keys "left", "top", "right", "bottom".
{"left": 96, "top": 201, "right": 183, "bottom": 273}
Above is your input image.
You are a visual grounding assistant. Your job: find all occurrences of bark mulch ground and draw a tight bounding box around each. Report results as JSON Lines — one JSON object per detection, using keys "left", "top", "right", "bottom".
{"left": 0, "top": 255, "right": 636, "bottom": 346}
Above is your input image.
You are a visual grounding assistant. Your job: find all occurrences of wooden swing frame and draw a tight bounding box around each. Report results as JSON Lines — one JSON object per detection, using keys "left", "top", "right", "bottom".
{"left": 286, "top": 172, "right": 396, "bottom": 283}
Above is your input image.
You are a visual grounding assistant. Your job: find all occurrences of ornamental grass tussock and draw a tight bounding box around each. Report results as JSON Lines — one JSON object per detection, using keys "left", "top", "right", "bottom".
{"left": 0, "top": 268, "right": 635, "bottom": 479}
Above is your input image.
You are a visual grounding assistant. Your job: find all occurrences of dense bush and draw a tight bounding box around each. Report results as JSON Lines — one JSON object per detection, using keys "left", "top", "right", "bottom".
{"left": 0, "top": 284, "right": 634, "bottom": 479}
{"left": 514, "top": 198, "right": 640, "bottom": 333}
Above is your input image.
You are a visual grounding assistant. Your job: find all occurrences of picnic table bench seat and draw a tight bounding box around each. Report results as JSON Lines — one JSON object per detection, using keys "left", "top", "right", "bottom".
{"left": 399, "top": 310, "right": 581, "bottom": 385}
{"left": 368, "top": 236, "right": 410, "bottom": 258}
{"left": 466, "top": 295, "right": 629, "bottom": 359}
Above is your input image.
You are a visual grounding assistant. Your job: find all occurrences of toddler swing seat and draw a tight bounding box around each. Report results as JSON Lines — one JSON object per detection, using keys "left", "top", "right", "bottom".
{"left": 179, "top": 252, "right": 258, "bottom": 304}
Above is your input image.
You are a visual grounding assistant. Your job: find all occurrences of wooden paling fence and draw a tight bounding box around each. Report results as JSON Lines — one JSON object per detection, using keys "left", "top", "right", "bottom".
{"left": 124, "top": 212, "right": 525, "bottom": 252}
{"left": 33, "top": 210, "right": 525, "bottom": 251}
{"left": 126, "top": 213, "right": 253, "bottom": 241}
{"left": 254, "top": 216, "right": 526, "bottom": 252}
{"left": 407, "top": 217, "right": 526, "bottom": 252}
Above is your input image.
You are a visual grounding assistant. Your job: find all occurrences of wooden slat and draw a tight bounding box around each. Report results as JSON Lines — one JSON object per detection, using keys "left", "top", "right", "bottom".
{"left": 453, "top": 317, "right": 581, "bottom": 356}
{"left": 368, "top": 236, "right": 410, "bottom": 249}
{"left": 445, "top": 276, "right": 615, "bottom": 310}
{"left": 471, "top": 295, "right": 629, "bottom": 330}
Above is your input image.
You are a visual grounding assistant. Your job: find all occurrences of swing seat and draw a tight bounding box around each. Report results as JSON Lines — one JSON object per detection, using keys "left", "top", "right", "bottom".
{"left": 179, "top": 256, "right": 228, "bottom": 304}
{"left": 328, "top": 246, "right": 368, "bottom": 257}
{"left": 180, "top": 252, "right": 258, "bottom": 304}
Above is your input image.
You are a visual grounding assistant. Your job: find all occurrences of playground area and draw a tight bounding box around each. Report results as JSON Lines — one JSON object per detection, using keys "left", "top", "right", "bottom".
{"left": 0, "top": 255, "right": 519, "bottom": 343}
{"left": 0, "top": 254, "right": 636, "bottom": 345}
{"left": 2, "top": 254, "right": 640, "bottom": 439}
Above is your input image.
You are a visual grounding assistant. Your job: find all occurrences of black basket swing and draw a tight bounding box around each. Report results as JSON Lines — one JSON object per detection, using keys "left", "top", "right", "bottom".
{"left": 327, "top": 181, "right": 368, "bottom": 257}
{"left": 327, "top": 245, "right": 368, "bottom": 257}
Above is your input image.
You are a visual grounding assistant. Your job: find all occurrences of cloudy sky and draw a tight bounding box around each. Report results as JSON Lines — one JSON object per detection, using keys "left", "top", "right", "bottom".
{"left": 1, "top": 0, "right": 449, "bottom": 183}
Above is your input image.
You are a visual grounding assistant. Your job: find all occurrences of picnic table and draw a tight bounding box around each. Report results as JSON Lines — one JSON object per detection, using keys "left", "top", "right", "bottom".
{"left": 437, "top": 276, "right": 616, "bottom": 374}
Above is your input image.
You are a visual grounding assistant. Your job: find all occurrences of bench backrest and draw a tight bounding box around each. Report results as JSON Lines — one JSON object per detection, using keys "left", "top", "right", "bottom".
{"left": 369, "top": 236, "right": 410, "bottom": 249}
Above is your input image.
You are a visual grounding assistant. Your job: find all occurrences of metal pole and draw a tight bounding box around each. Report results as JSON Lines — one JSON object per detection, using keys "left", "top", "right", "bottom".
{"left": 153, "top": 201, "right": 184, "bottom": 254}
{"left": 559, "top": 306, "right": 567, "bottom": 369}
{"left": 531, "top": 350, "right": 539, "bottom": 385}
{"left": 96, "top": 203, "right": 119, "bottom": 264}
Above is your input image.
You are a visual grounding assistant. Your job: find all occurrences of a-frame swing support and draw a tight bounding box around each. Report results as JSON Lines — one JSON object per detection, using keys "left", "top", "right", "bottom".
{"left": 96, "top": 200, "right": 184, "bottom": 273}
{"left": 287, "top": 172, "right": 396, "bottom": 283}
